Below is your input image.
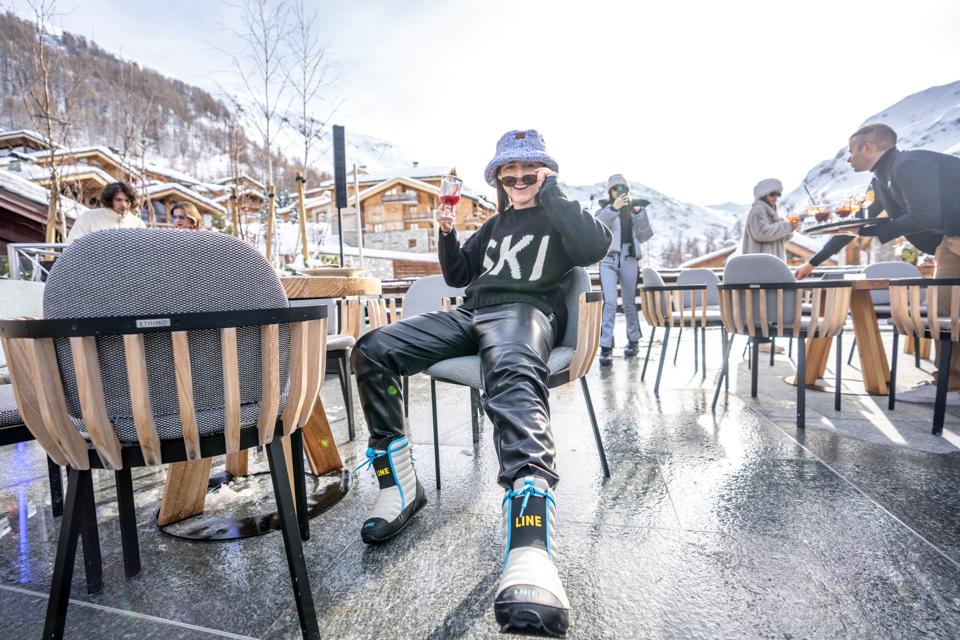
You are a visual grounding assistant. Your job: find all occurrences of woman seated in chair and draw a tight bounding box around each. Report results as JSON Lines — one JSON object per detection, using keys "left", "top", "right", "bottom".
{"left": 352, "top": 129, "right": 611, "bottom": 636}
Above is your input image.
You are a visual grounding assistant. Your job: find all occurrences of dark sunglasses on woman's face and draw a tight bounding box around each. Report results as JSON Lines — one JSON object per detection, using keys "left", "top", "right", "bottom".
{"left": 172, "top": 214, "right": 187, "bottom": 220}
{"left": 499, "top": 174, "right": 539, "bottom": 188}
{"left": 768, "top": 192, "right": 782, "bottom": 198}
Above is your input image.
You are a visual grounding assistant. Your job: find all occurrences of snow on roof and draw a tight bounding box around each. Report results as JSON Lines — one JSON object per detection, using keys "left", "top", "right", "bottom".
{"left": 0, "top": 129, "right": 53, "bottom": 148}
{"left": 143, "top": 182, "right": 227, "bottom": 216}
{"left": 212, "top": 174, "right": 266, "bottom": 189}
{"left": 790, "top": 231, "right": 830, "bottom": 253}
{"left": 143, "top": 161, "right": 205, "bottom": 186}
{"left": 24, "top": 145, "right": 140, "bottom": 177}
{"left": 0, "top": 169, "right": 88, "bottom": 220}
{"left": 213, "top": 188, "right": 268, "bottom": 203}
{"left": 356, "top": 165, "right": 453, "bottom": 184}
{"left": 10, "top": 161, "right": 115, "bottom": 185}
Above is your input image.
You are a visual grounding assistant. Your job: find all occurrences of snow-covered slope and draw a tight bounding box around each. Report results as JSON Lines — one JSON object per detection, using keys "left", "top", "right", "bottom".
{"left": 561, "top": 181, "right": 740, "bottom": 267}
{"left": 781, "top": 80, "right": 960, "bottom": 213}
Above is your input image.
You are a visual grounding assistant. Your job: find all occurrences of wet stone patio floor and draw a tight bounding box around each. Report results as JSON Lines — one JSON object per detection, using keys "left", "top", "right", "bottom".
{"left": 2, "top": 320, "right": 960, "bottom": 639}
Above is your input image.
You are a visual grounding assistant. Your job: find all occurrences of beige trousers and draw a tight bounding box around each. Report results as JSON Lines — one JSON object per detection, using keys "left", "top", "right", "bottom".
{"left": 933, "top": 236, "right": 960, "bottom": 389}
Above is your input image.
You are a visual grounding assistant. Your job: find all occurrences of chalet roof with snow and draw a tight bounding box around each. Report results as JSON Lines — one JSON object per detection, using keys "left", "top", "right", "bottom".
{"left": 24, "top": 145, "right": 141, "bottom": 182}
{"left": 143, "top": 182, "right": 227, "bottom": 217}
{"left": 142, "top": 161, "right": 206, "bottom": 188}
{"left": 0, "top": 169, "right": 88, "bottom": 220}
{"left": 0, "top": 129, "right": 54, "bottom": 153}
{"left": 10, "top": 161, "right": 115, "bottom": 188}
{"left": 212, "top": 175, "right": 266, "bottom": 190}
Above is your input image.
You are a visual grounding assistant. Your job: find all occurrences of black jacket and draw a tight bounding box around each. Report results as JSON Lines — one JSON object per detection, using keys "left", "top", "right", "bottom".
{"left": 809, "top": 148, "right": 960, "bottom": 265}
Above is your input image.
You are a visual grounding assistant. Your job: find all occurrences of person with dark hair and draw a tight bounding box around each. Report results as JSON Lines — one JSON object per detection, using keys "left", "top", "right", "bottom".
{"left": 67, "top": 181, "right": 144, "bottom": 241}
{"left": 351, "top": 129, "right": 611, "bottom": 636}
{"left": 795, "top": 122, "right": 960, "bottom": 403}
{"left": 594, "top": 174, "right": 653, "bottom": 366}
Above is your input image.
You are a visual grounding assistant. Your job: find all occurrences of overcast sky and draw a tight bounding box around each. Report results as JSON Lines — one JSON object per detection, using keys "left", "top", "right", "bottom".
{"left": 10, "top": 0, "right": 960, "bottom": 204}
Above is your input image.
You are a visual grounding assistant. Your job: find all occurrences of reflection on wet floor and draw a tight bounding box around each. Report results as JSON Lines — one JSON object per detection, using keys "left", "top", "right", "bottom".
{"left": 2, "top": 322, "right": 960, "bottom": 638}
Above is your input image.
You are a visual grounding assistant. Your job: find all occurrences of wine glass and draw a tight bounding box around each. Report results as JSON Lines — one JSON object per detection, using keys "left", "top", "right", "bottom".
{"left": 438, "top": 175, "right": 462, "bottom": 226}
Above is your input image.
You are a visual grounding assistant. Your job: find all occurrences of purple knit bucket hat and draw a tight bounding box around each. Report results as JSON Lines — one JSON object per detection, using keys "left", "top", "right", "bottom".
{"left": 484, "top": 129, "right": 559, "bottom": 187}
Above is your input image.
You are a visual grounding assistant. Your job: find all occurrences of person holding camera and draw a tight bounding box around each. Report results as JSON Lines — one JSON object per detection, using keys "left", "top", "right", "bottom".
{"left": 595, "top": 174, "right": 653, "bottom": 366}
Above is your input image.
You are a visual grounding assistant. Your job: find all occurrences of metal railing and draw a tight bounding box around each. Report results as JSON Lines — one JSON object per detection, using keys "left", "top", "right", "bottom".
{"left": 6, "top": 243, "right": 69, "bottom": 281}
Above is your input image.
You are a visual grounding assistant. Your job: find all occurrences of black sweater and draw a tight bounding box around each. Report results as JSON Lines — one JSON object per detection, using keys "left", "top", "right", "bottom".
{"left": 810, "top": 148, "right": 960, "bottom": 265}
{"left": 438, "top": 176, "right": 612, "bottom": 336}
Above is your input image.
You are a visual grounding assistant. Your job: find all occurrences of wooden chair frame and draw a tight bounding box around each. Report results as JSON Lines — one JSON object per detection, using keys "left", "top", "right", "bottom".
{"left": 638, "top": 283, "right": 718, "bottom": 394}
{"left": 0, "top": 305, "right": 326, "bottom": 640}
{"left": 888, "top": 277, "right": 960, "bottom": 434}
{"left": 429, "top": 291, "right": 610, "bottom": 489}
{"left": 712, "top": 281, "right": 853, "bottom": 428}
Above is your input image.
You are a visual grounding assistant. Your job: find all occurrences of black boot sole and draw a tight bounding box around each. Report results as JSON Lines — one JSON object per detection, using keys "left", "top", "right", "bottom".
{"left": 361, "top": 483, "right": 427, "bottom": 545}
{"left": 495, "top": 601, "right": 569, "bottom": 637}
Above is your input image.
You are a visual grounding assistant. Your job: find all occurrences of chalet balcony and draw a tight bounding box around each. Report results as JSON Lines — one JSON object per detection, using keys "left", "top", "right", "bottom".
{"left": 402, "top": 209, "right": 433, "bottom": 221}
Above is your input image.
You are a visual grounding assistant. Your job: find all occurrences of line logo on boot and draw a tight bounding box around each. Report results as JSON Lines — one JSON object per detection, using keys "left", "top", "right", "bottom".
{"left": 515, "top": 515, "right": 542, "bottom": 528}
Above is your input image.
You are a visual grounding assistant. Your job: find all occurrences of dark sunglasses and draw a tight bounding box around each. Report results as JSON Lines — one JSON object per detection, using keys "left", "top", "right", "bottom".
{"left": 499, "top": 174, "right": 538, "bottom": 188}
{"left": 172, "top": 214, "right": 187, "bottom": 220}
{"left": 768, "top": 192, "right": 782, "bottom": 198}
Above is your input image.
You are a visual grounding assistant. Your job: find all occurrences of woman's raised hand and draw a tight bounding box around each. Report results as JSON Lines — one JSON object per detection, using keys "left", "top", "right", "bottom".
{"left": 436, "top": 206, "right": 456, "bottom": 234}
{"left": 534, "top": 166, "right": 558, "bottom": 188}
{"left": 612, "top": 194, "right": 630, "bottom": 209}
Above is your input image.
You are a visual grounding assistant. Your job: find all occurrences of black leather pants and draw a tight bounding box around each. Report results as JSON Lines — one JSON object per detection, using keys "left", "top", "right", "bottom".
{"left": 351, "top": 302, "right": 559, "bottom": 488}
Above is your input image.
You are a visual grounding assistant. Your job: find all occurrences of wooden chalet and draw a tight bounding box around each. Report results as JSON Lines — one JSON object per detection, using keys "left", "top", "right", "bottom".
{"left": 141, "top": 182, "right": 227, "bottom": 227}
{"left": 26, "top": 145, "right": 141, "bottom": 184}
{"left": 0, "top": 169, "right": 85, "bottom": 252}
{"left": 0, "top": 130, "right": 52, "bottom": 155}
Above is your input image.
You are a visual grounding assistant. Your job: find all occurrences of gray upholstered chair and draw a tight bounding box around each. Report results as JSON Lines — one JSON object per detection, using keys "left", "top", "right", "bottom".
{"left": 424, "top": 267, "right": 609, "bottom": 489}
{"left": 713, "top": 254, "right": 852, "bottom": 428}
{"left": 399, "top": 275, "right": 472, "bottom": 426}
{"left": 0, "top": 229, "right": 326, "bottom": 640}
{"left": 674, "top": 268, "right": 724, "bottom": 381}
{"left": 887, "top": 277, "right": 960, "bottom": 432}
{"left": 638, "top": 267, "right": 710, "bottom": 394}
{"left": 847, "top": 261, "right": 924, "bottom": 367}
{"left": 0, "top": 279, "right": 70, "bottom": 517}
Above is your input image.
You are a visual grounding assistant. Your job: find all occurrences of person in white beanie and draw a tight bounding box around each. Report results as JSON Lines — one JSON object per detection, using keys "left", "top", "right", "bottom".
{"left": 740, "top": 178, "right": 799, "bottom": 260}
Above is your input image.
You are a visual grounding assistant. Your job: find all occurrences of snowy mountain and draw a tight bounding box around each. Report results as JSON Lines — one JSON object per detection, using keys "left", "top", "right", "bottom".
{"left": 705, "top": 202, "right": 751, "bottom": 221}
{"left": 781, "top": 80, "right": 960, "bottom": 213}
{"left": 561, "top": 181, "right": 740, "bottom": 267}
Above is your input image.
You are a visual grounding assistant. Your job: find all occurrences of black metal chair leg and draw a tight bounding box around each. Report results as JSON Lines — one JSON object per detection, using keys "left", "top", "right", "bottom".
{"left": 431, "top": 379, "right": 441, "bottom": 491}
{"left": 265, "top": 438, "right": 320, "bottom": 640}
{"left": 78, "top": 472, "right": 103, "bottom": 595}
{"left": 470, "top": 387, "right": 481, "bottom": 444}
{"left": 673, "top": 326, "right": 683, "bottom": 366}
{"left": 835, "top": 334, "right": 842, "bottom": 412}
{"left": 43, "top": 468, "right": 89, "bottom": 640}
{"left": 403, "top": 375, "right": 410, "bottom": 418}
{"left": 47, "top": 457, "right": 63, "bottom": 517}
{"left": 337, "top": 354, "right": 356, "bottom": 442}
{"left": 693, "top": 326, "right": 699, "bottom": 374}
{"left": 654, "top": 326, "right": 671, "bottom": 395}
{"left": 701, "top": 326, "right": 708, "bottom": 382}
{"left": 915, "top": 337, "right": 922, "bottom": 369}
{"left": 641, "top": 328, "right": 656, "bottom": 380}
{"left": 847, "top": 336, "right": 857, "bottom": 366}
{"left": 712, "top": 331, "right": 733, "bottom": 412}
{"left": 933, "top": 339, "right": 952, "bottom": 436}
{"left": 797, "top": 335, "right": 806, "bottom": 428}
{"left": 788, "top": 337, "right": 793, "bottom": 359}
{"left": 770, "top": 338, "right": 776, "bottom": 366}
{"left": 291, "top": 430, "right": 310, "bottom": 541}
{"left": 579, "top": 377, "right": 610, "bottom": 478}
{"left": 750, "top": 337, "right": 760, "bottom": 397}
{"left": 115, "top": 467, "right": 141, "bottom": 579}
{"left": 889, "top": 332, "right": 899, "bottom": 410}
{"left": 724, "top": 333, "right": 730, "bottom": 393}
